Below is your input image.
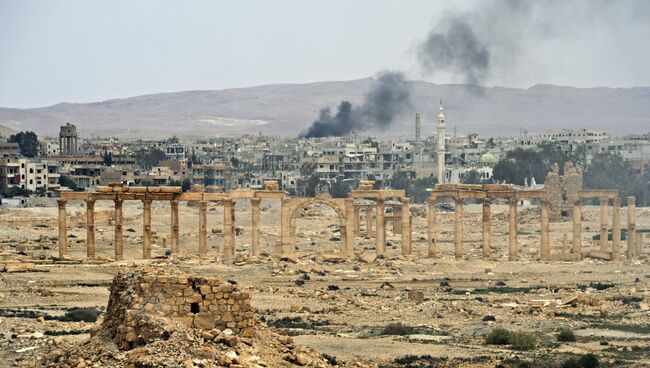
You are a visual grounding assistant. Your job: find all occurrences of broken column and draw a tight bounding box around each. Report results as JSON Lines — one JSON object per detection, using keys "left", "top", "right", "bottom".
{"left": 427, "top": 197, "right": 437, "bottom": 258}
{"left": 142, "top": 199, "right": 152, "bottom": 259}
{"left": 573, "top": 199, "right": 582, "bottom": 257}
{"left": 508, "top": 198, "right": 518, "bottom": 261}
{"left": 223, "top": 199, "right": 235, "bottom": 263}
{"left": 376, "top": 198, "right": 386, "bottom": 255}
{"left": 599, "top": 196, "right": 609, "bottom": 251}
{"left": 114, "top": 198, "right": 124, "bottom": 261}
{"left": 540, "top": 198, "right": 550, "bottom": 261}
{"left": 627, "top": 196, "right": 636, "bottom": 259}
{"left": 86, "top": 199, "right": 96, "bottom": 259}
{"left": 401, "top": 198, "right": 411, "bottom": 255}
{"left": 170, "top": 199, "right": 180, "bottom": 259}
{"left": 482, "top": 198, "right": 491, "bottom": 260}
{"left": 612, "top": 197, "right": 621, "bottom": 260}
{"left": 454, "top": 197, "right": 463, "bottom": 260}
{"left": 199, "top": 200, "right": 208, "bottom": 256}
{"left": 58, "top": 199, "right": 67, "bottom": 258}
{"left": 250, "top": 197, "right": 260, "bottom": 257}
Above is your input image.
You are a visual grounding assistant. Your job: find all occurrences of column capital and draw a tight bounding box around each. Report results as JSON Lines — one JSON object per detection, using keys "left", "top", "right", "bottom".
{"left": 401, "top": 197, "right": 410, "bottom": 205}
{"left": 85, "top": 199, "right": 95, "bottom": 208}
{"left": 250, "top": 197, "right": 261, "bottom": 205}
{"left": 114, "top": 198, "right": 123, "bottom": 205}
{"left": 57, "top": 199, "right": 67, "bottom": 208}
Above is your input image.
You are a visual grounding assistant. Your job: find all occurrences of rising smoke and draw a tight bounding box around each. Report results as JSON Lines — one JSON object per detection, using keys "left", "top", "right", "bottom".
{"left": 301, "top": 71, "right": 411, "bottom": 138}
{"left": 416, "top": 0, "right": 650, "bottom": 89}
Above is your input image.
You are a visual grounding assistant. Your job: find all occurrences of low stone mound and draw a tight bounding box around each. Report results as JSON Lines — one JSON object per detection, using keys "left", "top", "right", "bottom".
{"left": 38, "top": 268, "right": 343, "bottom": 367}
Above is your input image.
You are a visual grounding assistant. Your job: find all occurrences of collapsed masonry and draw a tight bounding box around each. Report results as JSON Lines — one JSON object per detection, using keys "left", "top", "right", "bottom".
{"left": 41, "top": 268, "right": 340, "bottom": 367}
{"left": 545, "top": 161, "right": 583, "bottom": 221}
{"left": 104, "top": 267, "right": 255, "bottom": 349}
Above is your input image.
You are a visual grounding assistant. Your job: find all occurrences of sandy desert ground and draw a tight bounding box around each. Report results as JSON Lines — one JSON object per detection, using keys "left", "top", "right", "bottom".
{"left": 1, "top": 200, "right": 649, "bottom": 367}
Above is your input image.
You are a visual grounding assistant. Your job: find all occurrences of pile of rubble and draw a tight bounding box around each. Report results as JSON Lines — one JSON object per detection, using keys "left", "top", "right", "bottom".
{"left": 38, "top": 267, "right": 353, "bottom": 367}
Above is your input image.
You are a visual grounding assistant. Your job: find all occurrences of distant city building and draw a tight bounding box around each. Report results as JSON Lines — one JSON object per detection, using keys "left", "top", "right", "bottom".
{"left": 59, "top": 123, "right": 79, "bottom": 156}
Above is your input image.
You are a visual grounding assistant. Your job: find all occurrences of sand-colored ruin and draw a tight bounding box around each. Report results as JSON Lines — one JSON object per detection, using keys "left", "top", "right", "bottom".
{"left": 56, "top": 174, "right": 641, "bottom": 264}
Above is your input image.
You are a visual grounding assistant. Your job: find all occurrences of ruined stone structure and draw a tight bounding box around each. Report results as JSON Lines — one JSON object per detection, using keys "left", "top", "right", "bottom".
{"left": 545, "top": 161, "right": 583, "bottom": 221}
{"left": 103, "top": 268, "right": 255, "bottom": 349}
{"left": 350, "top": 182, "right": 411, "bottom": 256}
{"left": 280, "top": 196, "right": 354, "bottom": 255}
{"left": 57, "top": 179, "right": 639, "bottom": 264}
{"left": 429, "top": 184, "right": 550, "bottom": 261}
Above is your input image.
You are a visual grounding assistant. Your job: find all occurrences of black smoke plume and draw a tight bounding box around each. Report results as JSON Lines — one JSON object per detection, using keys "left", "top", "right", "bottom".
{"left": 301, "top": 71, "right": 411, "bottom": 138}
{"left": 417, "top": 17, "right": 489, "bottom": 87}
{"left": 416, "top": 1, "right": 650, "bottom": 90}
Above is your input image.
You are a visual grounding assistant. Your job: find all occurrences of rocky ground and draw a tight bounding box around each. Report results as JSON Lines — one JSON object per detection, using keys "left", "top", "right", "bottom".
{"left": 1, "top": 200, "right": 649, "bottom": 367}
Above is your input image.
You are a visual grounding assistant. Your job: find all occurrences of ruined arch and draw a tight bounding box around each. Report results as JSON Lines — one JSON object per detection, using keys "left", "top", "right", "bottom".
{"left": 280, "top": 197, "right": 353, "bottom": 255}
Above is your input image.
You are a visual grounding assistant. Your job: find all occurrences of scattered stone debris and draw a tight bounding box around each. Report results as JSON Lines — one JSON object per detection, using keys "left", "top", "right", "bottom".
{"left": 36, "top": 268, "right": 348, "bottom": 367}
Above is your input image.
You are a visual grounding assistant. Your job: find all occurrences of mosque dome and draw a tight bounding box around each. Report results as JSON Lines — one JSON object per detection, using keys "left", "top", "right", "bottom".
{"left": 480, "top": 153, "right": 497, "bottom": 165}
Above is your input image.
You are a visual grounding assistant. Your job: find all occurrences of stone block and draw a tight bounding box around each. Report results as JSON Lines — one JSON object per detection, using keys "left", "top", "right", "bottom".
{"left": 193, "top": 312, "right": 216, "bottom": 330}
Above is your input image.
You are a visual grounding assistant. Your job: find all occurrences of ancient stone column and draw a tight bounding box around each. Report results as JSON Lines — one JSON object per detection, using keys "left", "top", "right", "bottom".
{"left": 365, "top": 207, "right": 374, "bottom": 237}
{"left": 170, "top": 199, "right": 180, "bottom": 259}
{"left": 250, "top": 198, "right": 260, "bottom": 257}
{"left": 454, "top": 197, "right": 463, "bottom": 260}
{"left": 114, "top": 198, "right": 124, "bottom": 261}
{"left": 401, "top": 198, "right": 411, "bottom": 255}
{"left": 627, "top": 196, "right": 636, "bottom": 259}
{"left": 427, "top": 197, "right": 437, "bottom": 258}
{"left": 599, "top": 196, "right": 609, "bottom": 251}
{"left": 142, "top": 199, "right": 152, "bottom": 259}
{"left": 345, "top": 199, "right": 355, "bottom": 256}
{"left": 508, "top": 198, "right": 518, "bottom": 261}
{"left": 393, "top": 205, "right": 402, "bottom": 235}
{"left": 376, "top": 198, "right": 386, "bottom": 255}
{"left": 57, "top": 199, "right": 67, "bottom": 258}
{"left": 354, "top": 206, "right": 361, "bottom": 236}
{"left": 612, "top": 197, "right": 621, "bottom": 261}
{"left": 572, "top": 199, "right": 582, "bottom": 257}
{"left": 198, "top": 200, "right": 208, "bottom": 256}
{"left": 482, "top": 199, "right": 491, "bottom": 260}
{"left": 280, "top": 199, "right": 290, "bottom": 255}
{"left": 223, "top": 200, "right": 235, "bottom": 263}
{"left": 85, "top": 199, "right": 96, "bottom": 259}
{"left": 540, "top": 199, "right": 550, "bottom": 261}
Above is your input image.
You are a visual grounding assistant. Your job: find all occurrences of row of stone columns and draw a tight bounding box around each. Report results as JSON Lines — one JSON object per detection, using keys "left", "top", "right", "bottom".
{"left": 428, "top": 197, "right": 550, "bottom": 261}
{"left": 572, "top": 196, "right": 637, "bottom": 260}
{"left": 59, "top": 198, "right": 236, "bottom": 262}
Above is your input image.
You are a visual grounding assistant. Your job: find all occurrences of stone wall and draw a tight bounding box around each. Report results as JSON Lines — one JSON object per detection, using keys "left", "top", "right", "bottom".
{"left": 103, "top": 268, "right": 255, "bottom": 349}
{"left": 546, "top": 161, "right": 583, "bottom": 221}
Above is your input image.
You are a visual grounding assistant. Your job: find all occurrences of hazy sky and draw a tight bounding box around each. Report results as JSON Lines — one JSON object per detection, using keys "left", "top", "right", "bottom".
{"left": 1, "top": 0, "right": 649, "bottom": 108}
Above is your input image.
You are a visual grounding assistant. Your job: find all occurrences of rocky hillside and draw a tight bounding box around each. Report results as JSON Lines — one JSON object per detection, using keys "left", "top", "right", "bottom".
{"left": 1, "top": 80, "right": 648, "bottom": 138}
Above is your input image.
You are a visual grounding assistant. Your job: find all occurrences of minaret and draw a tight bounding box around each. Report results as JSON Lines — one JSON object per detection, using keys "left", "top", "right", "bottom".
{"left": 414, "top": 113, "right": 421, "bottom": 156}
{"left": 437, "top": 100, "right": 446, "bottom": 183}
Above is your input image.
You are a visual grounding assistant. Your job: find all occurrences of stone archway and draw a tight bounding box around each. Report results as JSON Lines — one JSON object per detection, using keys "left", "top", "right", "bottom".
{"left": 280, "top": 197, "right": 354, "bottom": 255}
